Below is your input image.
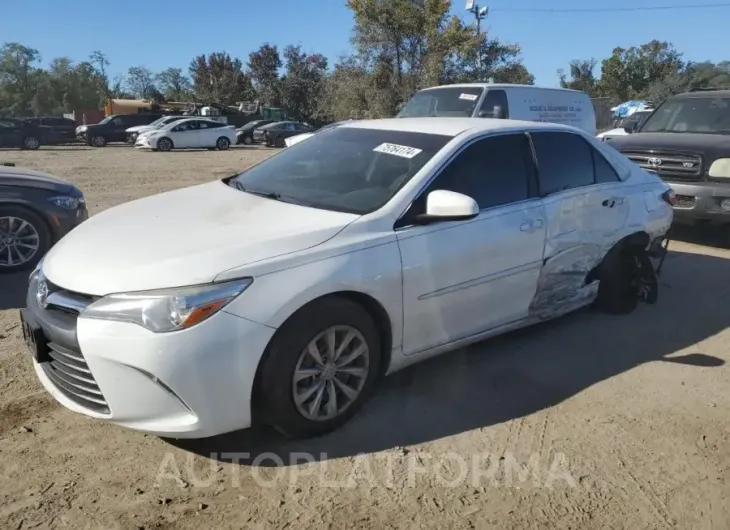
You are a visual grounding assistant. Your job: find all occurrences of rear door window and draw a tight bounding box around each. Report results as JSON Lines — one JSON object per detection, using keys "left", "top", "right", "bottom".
{"left": 530, "top": 131, "right": 595, "bottom": 195}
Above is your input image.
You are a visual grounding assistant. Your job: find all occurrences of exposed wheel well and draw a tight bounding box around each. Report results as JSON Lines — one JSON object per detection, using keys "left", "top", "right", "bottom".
{"left": 0, "top": 201, "right": 55, "bottom": 242}
{"left": 586, "top": 231, "right": 650, "bottom": 283}
{"left": 250, "top": 291, "right": 393, "bottom": 419}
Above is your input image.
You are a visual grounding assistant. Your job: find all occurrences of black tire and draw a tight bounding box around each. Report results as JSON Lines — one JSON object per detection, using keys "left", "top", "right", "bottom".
{"left": 274, "top": 136, "right": 285, "bottom": 148}
{"left": 216, "top": 137, "right": 231, "bottom": 151}
{"left": 21, "top": 136, "right": 41, "bottom": 150}
{"left": 257, "top": 297, "right": 383, "bottom": 439}
{"left": 242, "top": 135, "right": 253, "bottom": 145}
{"left": 594, "top": 244, "right": 648, "bottom": 315}
{"left": 157, "top": 137, "right": 173, "bottom": 152}
{"left": 90, "top": 135, "right": 107, "bottom": 147}
{"left": 0, "top": 205, "right": 52, "bottom": 273}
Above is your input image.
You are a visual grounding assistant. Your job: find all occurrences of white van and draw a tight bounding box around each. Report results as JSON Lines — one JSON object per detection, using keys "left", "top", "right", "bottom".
{"left": 397, "top": 83, "right": 596, "bottom": 135}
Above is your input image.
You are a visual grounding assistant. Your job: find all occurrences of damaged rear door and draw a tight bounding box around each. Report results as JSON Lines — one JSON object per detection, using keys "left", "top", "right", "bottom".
{"left": 528, "top": 130, "right": 629, "bottom": 319}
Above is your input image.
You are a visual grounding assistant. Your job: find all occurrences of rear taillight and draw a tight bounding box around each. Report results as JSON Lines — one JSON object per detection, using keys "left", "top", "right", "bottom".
{"left": 662, "top": 189, "right": 677, "bottom": 206}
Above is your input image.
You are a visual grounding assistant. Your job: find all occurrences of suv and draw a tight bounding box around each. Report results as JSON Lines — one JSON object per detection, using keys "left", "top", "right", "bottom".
{"left": 77, "top": 114, "right": 162, "bottom": 147}
{"left": 0, "top": 118, "right": 53, "bottom": 150}
{"left": 24, "top": 117, "right": 78, "bottom": 144}
{"left": 607, "top": 90, "right": 730, "bottom": 231}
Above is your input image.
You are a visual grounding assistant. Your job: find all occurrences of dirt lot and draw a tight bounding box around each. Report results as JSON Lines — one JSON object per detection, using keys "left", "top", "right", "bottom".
{"left": 1, "top": 145, "right": 728, "bottom": 530}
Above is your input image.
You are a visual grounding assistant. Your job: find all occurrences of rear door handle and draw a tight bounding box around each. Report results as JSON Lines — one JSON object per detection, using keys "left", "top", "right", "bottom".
{"left": 602, "top": 199, "right": 616, "bottom": 208}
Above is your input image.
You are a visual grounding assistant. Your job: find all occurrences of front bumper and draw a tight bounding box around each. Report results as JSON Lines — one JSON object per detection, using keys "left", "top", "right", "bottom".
{"left": 22, "top": 274, "right": 275, "bottom": 438}
{"left": 134, "top": 137, "right": 154, "bottom": 149}
{"left": 127, "top": 132, "right": 138, "bottom": 144}
{"left": 665, "top": 181, "right": 730, "bottom": 224}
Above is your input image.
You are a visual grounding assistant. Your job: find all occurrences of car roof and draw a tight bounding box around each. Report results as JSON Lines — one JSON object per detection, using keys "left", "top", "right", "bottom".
{"left": 342, "top": 117, "right": 583, "bottom": 137}
{"left": 0, "top": 165, "right": 64, "bottom": 180}
{"left": 417, "top": 83, "right": 585, "bottom": 94}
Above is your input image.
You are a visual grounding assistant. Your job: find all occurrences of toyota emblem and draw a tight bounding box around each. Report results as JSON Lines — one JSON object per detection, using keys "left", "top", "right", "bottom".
{"left": 648, "top": 157, "right": 663, "bottom": 167}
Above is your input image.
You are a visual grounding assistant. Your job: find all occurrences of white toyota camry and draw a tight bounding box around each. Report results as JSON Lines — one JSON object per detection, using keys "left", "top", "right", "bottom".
{"left": 20, "top": 118, "right": 674, "bottom": 440}
{"left": 135, "top": 117, "right": 237, "bottom": 151}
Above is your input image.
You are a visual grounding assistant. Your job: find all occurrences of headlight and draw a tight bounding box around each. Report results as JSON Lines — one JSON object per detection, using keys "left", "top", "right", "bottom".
{"left": 49, "top": 196, "right": 85, "bottom": 209}
{"left": 709, "top": 158, "right": 730, "bottom": 179}
{"left": 76, "top": 126, "right": 87, "bottom": 133}
{"left": 80, "top": 279, "right": 253, "bottom": 333}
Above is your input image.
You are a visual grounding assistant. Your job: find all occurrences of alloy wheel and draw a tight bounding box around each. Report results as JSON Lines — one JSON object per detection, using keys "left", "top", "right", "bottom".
{"left": 0, "top": 216, "right": 40, "bottom": 268}
{"left": 292, "top": 325, "right": 370, "bottom": 422}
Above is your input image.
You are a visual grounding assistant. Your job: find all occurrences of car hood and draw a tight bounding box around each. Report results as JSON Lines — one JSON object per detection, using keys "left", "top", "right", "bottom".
{"left": 285, "top": 133, "right": 315, "bottom": 147}
{"left": 607, "top": 132, "right": 730, "bottom": 159}
{"left": 126, "top": 125, "right": 154, "bottom": 133}
{"left": 42, "top": 181, "right": 357, "bottom": 296}
{"left": 0, "top": 166, "right": 76, "bottom": 193}
{"left": 597, "top": 127, "right": 627, "bottom": 139}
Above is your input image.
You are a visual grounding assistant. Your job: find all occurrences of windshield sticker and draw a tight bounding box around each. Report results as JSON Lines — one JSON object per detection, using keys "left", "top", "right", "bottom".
{"left": 373, "top": 143, "right": 423, "bottom": 159}
{"left": 459, "top": 93, "right": 478, "bottom": 101}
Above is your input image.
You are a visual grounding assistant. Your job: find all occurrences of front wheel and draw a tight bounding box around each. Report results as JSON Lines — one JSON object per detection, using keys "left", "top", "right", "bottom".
{"left": 216, "top": 137, "right": 231, "bottom": 151}
{"left": 157, "top": 137, "right": 173, "bottom": 152}
{"left": 274, "top": 136, "right": 285, "bottom": 148}
{"left": 257, "top": 297, "right": 382, "bottom": 439}
{"left": 0, "top": 206, "right": 51, "bottom": 273}
{"left": 242, "top": 135, "right": 253, "bottom": 145}
{"left": 90, "top": 135, "right": 107, "bottom": 147}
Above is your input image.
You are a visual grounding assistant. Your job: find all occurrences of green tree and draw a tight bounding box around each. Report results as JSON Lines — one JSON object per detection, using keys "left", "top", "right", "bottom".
{"left": 0, "top": 42, "right": 43, "bottom": 115}
{"left": 599, "top": 40, "right": 685, "bottom": 101}
{"left": 188, "top": 52, "right": 254, "bottom": 105}
{"left": 156, "top": 67, "right": 192, "bottom": 101}
{"left": 248, "top": 44, "right": 282, "bottom": 106}
{"left": 125, "top": 66, "right": 159, "bottom": 99}
{"left": 558, "top": 59, "right": 599, "bottom": 95}
{"left": 280, "top": 45, "right": 328, "bottom": 122}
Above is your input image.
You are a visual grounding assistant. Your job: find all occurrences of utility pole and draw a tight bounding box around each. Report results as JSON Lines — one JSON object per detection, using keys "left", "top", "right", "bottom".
{"left": 465, "top": 0, "right": 488, "bottom": 80}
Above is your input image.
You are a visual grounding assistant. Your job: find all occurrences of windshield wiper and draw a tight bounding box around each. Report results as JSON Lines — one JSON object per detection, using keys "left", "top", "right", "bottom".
{"left": 229, "top": 180, "right": 282, "bottom": 200}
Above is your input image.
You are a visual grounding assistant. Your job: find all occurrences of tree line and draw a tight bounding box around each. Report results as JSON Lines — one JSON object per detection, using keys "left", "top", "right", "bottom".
{"left": 2, "top": 0, "right": 729, "bottom": 125}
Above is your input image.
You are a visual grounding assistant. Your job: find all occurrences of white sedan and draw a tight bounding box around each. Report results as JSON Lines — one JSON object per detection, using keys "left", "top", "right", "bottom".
{"left": 21, "top": 118, "right": 673, "bottom": 439}
{"left": 135, "top": 118, "right": 236, "bottom": 151}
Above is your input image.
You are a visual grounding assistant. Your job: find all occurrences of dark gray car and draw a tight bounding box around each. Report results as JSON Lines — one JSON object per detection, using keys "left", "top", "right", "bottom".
{"left": 0, "top": 163, "right": 88, "bottom": 273}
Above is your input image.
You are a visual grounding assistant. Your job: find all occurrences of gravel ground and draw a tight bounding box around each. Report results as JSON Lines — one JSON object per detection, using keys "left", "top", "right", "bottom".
{"left": 0, "top": 145, "right": 728, "bottom": 530}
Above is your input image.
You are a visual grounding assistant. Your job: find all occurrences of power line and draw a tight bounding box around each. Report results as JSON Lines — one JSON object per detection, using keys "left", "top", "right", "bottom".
{"left": 490, "top": 2, "right": 730, "bottom": 13}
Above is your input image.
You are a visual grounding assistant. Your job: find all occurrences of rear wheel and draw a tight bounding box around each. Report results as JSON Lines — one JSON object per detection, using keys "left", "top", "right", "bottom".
{"left": 21, "top": 136, "right": 41, "bottom": 150}
{"left": 594, "top": 244, "right": 657, "bottom": 314}
{"left": 216, "top": 137, "right": 231, "bottom": 151}
{"left": 257, "top": 297, "right": 382, "bottom": 439}
{"left": 0, "top": 205, "right": 51, "bottom": 273}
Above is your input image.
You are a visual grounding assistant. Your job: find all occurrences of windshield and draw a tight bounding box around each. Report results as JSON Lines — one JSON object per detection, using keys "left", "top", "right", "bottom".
{"left": 640, "top": 96, "right": 730, "bottom": 134}
{"left": 98, "top": 116, "right": 112, "bottom": 125}
{"left": 229, "top": 127, "right": 450, "bottom": 214}
{"left": 148, "top": 117, "right": 168, "bottom": 127}
{"left": 397, "top": 87, "right": 483, "bottom": 118}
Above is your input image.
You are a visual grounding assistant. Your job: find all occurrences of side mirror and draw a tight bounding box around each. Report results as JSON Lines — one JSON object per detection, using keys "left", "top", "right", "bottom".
{"left": 414, "top": 190, "right": 479, "bottom": 225}
{"left": 623, "top": 124, "right": 635, "bottom": 134}
{"left": 493, "top": 105, "right": 504, "bottom": 119}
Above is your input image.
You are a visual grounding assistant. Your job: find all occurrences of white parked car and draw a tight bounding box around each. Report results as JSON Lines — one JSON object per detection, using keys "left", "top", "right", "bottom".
{"left": 135, "top": 118, "right": 237, "bottom": 151}
{"left": 21, "top": 118, "right": 673, "bottom": 440}
{"left": 597, "top": 109, "right": 654, "bottom": 142}
{"left": 125, "top": 115, "right": 188, "bottom": 144}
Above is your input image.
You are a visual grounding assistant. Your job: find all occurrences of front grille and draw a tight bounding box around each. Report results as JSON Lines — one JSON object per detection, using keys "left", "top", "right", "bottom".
{"left": 621, "top": 150, "right": 703, "bottom": 181}
{"left": 674, "top": 195, "right": 696, "bottom": 209}
{"left": 42, "top": 341, "right": 109, "bottom": 414}
{"left": 44, "top": 280, "right": 96, "bottom": 315}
